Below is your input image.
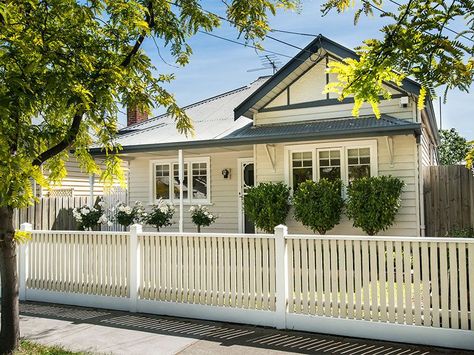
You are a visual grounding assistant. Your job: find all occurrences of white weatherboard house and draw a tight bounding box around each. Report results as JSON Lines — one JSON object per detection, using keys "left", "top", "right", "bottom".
{"left": 92, "top": 35, "right": 439, "bottom": 236}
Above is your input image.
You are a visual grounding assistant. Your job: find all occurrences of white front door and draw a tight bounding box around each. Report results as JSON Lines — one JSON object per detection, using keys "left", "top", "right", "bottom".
{"left": 238, "top": 159, "right": 255, "bottom": 233}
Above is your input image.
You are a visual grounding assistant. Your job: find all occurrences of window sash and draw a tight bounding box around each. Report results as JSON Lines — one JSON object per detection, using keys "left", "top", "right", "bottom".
{"left": 152, "top": 159, "right": 210, "bottom": 203}
{"left": 287, "top": 141, "right": 377, "bottom": 190}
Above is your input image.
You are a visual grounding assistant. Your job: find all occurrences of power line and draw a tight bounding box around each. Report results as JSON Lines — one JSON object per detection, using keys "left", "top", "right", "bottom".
{"left": 169, "top": 1, "right": 323, "bottom": 60}
{"left": 384, "top": 0, "right": 474, "bottom": 43}
{"left": 198, "top": 30, "right": 298, "bottom": 61}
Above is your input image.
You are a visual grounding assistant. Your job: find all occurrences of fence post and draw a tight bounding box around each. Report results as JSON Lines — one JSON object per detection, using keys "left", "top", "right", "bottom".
{"left": 129, "top": 224, "right": 142, "bottom": 312}
{"left": 274, "top": 224, "right": 288, "bottom": 329}
{"left": 19, "top": 222, "right": 32, "bottom": 301}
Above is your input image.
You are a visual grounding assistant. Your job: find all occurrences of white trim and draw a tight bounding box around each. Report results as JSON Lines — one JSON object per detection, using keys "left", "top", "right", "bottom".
{"left": 237, "top": 158, "right": 254, "bottom": 233}
{"left": 284, "top": 139, "right": 378, "bottom": 190}
{"left": 149, "top": 157, "right": 211, "bottom": 205}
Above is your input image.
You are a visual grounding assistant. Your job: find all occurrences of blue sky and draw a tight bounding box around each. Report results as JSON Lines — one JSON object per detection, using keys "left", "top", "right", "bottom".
{"left": 127, "top": 0, "right": 473, "bottom": 140}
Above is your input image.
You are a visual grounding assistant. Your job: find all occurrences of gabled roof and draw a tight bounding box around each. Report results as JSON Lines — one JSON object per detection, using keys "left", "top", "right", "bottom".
{"left": 233, "top": 35, "right": 422, "bottom": 120}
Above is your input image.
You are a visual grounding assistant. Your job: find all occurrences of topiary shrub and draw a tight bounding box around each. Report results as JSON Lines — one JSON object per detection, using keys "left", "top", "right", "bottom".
{"left": 243, "top": 182, "right": 291, "bottom": 233}
{"left": 293, "top": 179, "right": 344, "bottom": 234}
{"left": 346, "top": 176, "right": 404, "bottom": 236}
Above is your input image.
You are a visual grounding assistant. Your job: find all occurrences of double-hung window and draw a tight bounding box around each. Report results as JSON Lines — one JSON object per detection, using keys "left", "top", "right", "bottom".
{"left": 287, "top": 140, "right": 377, "bottom": 191}
{"left": 152, "top": 158, "right": 210, "bottom": 204}
{"left": 291, "top": 151, "right": 313, "bottom": 191}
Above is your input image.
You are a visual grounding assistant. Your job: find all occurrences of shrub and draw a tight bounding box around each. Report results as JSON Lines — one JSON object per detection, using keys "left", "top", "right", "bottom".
{"left": 243, "top": 182, "right": 291, "bottom": 233}
{"left": 190, "top": 205, "right": 217, "bottom": 232}
{"left": 293, "top": 179, "right": 344, "bottom": 234}
{"left": 447, "top": 227, "right": 474, "bottom": 238}
{"left": 346, "top": 176, "right": 404, "bottom": 236}
{"left": 72, "top": 197, "right": 110, "bottom": 230}
{"left": 144, "top": 199, "right": 175, "bottom": 231}
{"left": 113, "top": 201, "right": 145, "bottom": 228}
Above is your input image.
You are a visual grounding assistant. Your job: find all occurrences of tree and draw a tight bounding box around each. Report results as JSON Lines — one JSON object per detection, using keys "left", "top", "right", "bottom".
{"left": 0, "top": 1, "right": 297, "bottom": 352}
{"left": 438, "top": 128, "right": 472, "bottom": 165}
{"left": 321, "top": 0, "right": 473, "bottom": 163}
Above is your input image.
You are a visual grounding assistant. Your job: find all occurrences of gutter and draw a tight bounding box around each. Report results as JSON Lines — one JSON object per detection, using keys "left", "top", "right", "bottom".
{"left": 89, "top": 123, "right": 421, "bottom": 156}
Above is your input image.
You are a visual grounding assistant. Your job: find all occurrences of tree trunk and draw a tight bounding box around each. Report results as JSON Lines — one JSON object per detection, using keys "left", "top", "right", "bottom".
{"left": 0, "top": 206, "right": 19, "bottom": 354}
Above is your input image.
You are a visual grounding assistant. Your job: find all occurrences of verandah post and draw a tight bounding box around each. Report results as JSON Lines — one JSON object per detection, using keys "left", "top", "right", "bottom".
{"left": 19, "top": 222, "right": 32, "bottom": 301}
{"left": 129, "top": 224, "right": 142, "bottom": 312}
{"left": 274, "top": 224, "right": 288, "bottom": 329}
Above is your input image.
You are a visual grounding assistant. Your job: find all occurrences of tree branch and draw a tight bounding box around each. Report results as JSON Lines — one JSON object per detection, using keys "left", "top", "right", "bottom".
{"left": 32, "top": 111, "right": 83, "bottom": 166}
{"left": 33, "top": 2, "right": 156, "bottom": 167}
{"left": 120, "top": 1, "right": 155, "bottom": 67}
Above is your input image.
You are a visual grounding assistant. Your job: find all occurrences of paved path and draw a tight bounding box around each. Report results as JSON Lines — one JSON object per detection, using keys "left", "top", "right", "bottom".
{"left": 17, "top": 302, "right": 466, "bottom": 355}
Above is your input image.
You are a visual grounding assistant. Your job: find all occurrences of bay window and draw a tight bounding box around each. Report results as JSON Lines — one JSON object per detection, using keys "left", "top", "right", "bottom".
{"left": 152, "top": 158, "right": 210, "bottom": 204}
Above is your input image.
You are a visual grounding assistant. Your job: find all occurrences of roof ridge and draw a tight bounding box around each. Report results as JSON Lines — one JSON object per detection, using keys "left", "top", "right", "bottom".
{"left": 121, "top": 82, "right": 257, "bottom": 132}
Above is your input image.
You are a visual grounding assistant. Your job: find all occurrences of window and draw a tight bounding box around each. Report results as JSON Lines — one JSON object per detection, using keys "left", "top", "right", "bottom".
{"left": 291, "top": 152, "right": 313, "bottom": 191}
{"left": 155, "top": 164, "right": 170, "bottom": 199}
{"left": 347, "top": 148, "right": 371, "bottom": 182}
{"left": 152, "top": 158, "right": 209, "bottom": 203}
{"left": 173, "top": 163, "right": 189, "bottom": 199}
{"left": 287, "top": 141, "right": 377, "bottom": 189}
{"left": 318, "top": 149, "right": 341, "bottom": 181}
{"left": 192, "top": 162, "right": 208, "bottom": 200}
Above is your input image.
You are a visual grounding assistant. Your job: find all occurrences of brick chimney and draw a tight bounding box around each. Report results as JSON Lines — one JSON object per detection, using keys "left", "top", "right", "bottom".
{"left": 127, "top": 106, "right": 148, "bottom": 126}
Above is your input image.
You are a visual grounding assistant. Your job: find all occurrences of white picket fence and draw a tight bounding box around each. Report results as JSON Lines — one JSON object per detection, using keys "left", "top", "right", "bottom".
{"left": 16, "top": 224, "right": 474, "bottom": 350}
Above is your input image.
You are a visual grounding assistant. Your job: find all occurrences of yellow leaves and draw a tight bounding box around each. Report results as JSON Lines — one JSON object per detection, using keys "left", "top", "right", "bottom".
{"left": 466, "top": 144, "right": 474, "bottom": 170}
{"left": 100, "top": 153, "right": 126, "bottom": 190}
{"left": 418, "top": 86, "right": 427, "bottom": 110}
{"left": 71, "top": 84, "right": 93, "bottom": 110}
{"left": 14, "top": 230, "right": 31, "bottom": 244}
{"left": 324, "top": 55, "right": 409, "bottom": 119}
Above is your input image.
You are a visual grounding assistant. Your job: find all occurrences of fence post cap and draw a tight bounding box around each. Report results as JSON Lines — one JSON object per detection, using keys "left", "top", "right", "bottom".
{"left": 20, "top": 222, "right": 33, "bottom": 231}
{"left": 130, "top": 224, "right": 143, "bottom": 233}
{"left": 274, "top": 224, "right": 288, "bottom": 234}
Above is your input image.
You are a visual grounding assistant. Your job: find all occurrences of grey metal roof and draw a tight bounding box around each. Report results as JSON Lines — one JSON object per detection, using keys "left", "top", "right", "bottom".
{"left": 227, "top": 115, "right": 421, "bottom": 140}
{"left": 107, "top": 77, "right": 268, "bottom": 149}
{"left": 90, "top": 115, "right": 420, "bottom": 154}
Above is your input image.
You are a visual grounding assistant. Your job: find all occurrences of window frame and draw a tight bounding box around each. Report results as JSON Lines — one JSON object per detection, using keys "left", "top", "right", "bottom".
{"left": 149, "top": 157, "right": 211, "bottom": 205}
{"left": 285, "top": 140, "right": 378, "bottom": 193}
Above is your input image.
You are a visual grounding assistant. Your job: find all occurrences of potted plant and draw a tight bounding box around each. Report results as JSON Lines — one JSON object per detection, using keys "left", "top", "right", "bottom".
{"left": 190, "top": 205, "right": 217, "bottom": 233}
{"left": 144, "top": 199, "right": 175, "bottom": 231}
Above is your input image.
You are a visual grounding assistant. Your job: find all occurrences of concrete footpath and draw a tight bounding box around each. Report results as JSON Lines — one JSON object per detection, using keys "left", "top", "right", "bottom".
{"left": 16, "top": 302, "right": 466, "bottom": 355}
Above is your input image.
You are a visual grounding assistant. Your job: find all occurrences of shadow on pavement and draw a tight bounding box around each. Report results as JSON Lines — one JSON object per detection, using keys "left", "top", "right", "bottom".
{"left": 18, "top": 302, "right": 466, "bottom": 355}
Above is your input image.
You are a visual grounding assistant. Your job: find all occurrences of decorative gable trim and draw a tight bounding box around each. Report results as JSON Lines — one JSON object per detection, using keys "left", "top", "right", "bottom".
{"left": 234, "top": 35, "right": 421, "bottom": 120}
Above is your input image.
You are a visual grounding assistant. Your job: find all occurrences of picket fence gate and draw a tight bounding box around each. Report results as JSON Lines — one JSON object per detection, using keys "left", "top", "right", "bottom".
{"left": 15, "top": 224, "right": 474, "bottom": 350}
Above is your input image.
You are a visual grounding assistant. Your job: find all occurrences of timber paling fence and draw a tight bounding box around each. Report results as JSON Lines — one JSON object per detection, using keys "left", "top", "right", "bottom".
{"left": 12, "top": 224, "right": 474, "bottom": 350}
{"left": 13, "top": 192, "right": 127, "bottom": 231}
{"left": 424, "top": 165, "right": 474, "bottom": 237}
